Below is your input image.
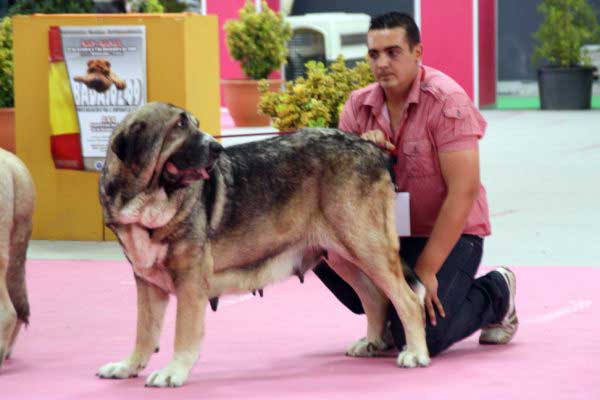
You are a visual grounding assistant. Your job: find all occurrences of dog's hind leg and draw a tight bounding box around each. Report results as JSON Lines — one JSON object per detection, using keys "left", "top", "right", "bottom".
{"left": 97, "top": 276, "right": 169, "bottom": 379}
{"left": 335, "top": 240, "right": 429, "bottom": 367}
{"left": 325, "top": 182, "right": 429, "bottom": 367}
{"left": 325, "top": 253, "right": 393, "bottom": 357}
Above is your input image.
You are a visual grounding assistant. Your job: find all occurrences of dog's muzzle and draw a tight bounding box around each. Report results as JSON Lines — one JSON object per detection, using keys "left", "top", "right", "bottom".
{"left": 163, "top": 134, "right": 223, "bottom": 185}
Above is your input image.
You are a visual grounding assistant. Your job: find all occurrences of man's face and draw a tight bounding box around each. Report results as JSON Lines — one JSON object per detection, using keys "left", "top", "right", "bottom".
{"left": 367, "top": 27, "right": 422, "bottom": 91}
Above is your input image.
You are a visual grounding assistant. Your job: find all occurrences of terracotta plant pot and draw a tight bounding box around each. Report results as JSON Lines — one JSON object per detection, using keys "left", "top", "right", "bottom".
{"left": 0, "top": 108, "right": 15, "bottom": 153}
{"left": 222, "top": 79, "right": 283, "bottom": 127}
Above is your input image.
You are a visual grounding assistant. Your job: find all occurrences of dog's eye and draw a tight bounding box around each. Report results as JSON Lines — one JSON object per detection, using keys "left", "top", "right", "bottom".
{"left": 176, "top": 113, "right": 188, "bottom": 129}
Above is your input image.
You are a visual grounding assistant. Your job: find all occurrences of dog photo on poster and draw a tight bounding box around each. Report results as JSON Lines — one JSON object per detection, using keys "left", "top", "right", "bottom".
{"left": 48, "top": 26, "right": 147, "bottom": 171}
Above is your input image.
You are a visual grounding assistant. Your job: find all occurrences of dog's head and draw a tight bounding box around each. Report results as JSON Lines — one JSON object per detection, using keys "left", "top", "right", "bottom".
{"left": 87, "top": 59, "right": 112, "bottom": 76}
{"left": 100, "top": 102, "right": 223, "bottom": 228}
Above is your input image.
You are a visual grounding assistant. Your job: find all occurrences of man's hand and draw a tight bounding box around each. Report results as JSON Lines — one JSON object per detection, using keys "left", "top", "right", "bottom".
{"left": 362, "top": 129, "right": 396, "bottom": 152}
{"left": 414, "top": 268, "right": 446, "bottom": 326}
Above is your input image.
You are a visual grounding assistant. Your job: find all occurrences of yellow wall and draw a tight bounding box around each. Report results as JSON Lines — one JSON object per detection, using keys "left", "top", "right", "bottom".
{"left": 12, "top": 14, "right": 220, "bottom": 240}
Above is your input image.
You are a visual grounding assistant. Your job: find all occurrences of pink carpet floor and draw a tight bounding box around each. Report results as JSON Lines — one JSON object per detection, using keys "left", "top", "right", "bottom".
{"left": 2, "top": 260, "right": 599, "bottom": 399}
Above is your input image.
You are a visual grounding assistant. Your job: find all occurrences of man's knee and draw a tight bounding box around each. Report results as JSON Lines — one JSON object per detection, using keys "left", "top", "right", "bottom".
{"left": 426, "top": 326, "right": 449, "bottom": 357}
{"left": 313, "top": 261, "right": 364, "bottom": 315}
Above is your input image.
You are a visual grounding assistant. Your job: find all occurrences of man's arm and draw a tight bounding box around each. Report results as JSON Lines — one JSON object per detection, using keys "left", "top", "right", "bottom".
{"left": 414, "top": 147, "right": 481, "bottom": 325}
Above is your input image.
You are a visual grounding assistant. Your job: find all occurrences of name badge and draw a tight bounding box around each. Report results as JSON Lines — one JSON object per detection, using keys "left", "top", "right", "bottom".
{"left": 394, "top": 192, "right": 411, "bottom": 237}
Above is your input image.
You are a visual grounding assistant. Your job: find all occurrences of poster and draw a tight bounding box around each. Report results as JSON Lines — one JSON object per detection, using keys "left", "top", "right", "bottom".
{"left": 48, "top": 25, "right": 146, "bottom": 171}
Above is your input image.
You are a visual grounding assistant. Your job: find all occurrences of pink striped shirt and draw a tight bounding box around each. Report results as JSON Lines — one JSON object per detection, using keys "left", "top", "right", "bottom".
{"left": 339, "top": 65, "right": 491, "bottom": 237}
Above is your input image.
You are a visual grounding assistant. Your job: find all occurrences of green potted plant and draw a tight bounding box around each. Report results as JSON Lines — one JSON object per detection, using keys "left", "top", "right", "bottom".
{"left": 258, "top": 56, "right": 374, "bottom": 130}
{"left": 532, "top": 0, "right": 600, "bottom": 110}
{"left": 223, "top": 0, "right": 292, "bottom": 126}
{"left": 128, "top": 0, "right": 194, "bottom": 13}
{"left": 0, "top": 0, "right": 95, "bottom": 153}
{"left": 127, "top": 0, "right": 165, "bottom": 13}
{"left": 6, "top": 0, "right": 94, "bottom": 15}
{"left": 157, "top": 0, "right": 189, "bottom": 12}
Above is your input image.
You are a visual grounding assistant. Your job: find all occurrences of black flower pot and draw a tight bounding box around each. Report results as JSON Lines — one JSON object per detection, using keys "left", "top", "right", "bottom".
{"left": 537, "top": 66, "right": 596, "bottom": 110}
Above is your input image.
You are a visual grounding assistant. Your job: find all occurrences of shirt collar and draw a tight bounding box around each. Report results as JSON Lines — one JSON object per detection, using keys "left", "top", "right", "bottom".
{"left": 362, "top": 66, "right": 424, "bottom": 115}
{"left": 406, "top": 66, "right": 424, "bottom": 105}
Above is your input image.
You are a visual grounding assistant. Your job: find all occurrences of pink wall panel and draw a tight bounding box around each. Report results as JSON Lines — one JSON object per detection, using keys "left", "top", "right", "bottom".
{"left": 421, "top": 0, "right": 474, "bottom": 100}
{"left": 478, "top": 0, "right": 496, "bottom": 107}
{"left": 208, "top": 0, "right": 244, "bottom": 80}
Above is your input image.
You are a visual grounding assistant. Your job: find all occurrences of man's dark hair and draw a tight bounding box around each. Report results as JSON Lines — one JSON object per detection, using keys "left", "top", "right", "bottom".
{"left": 369, "top": 12, "right": 421, "bottom": 49}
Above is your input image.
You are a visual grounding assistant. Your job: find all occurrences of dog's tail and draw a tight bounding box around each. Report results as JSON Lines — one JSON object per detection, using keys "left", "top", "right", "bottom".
{"left": 7, "top": 217, "right": 32, "bottom": 325}
{"left": 383, "top": 155, "right": 424, "bottom": 305}
{"left": 384, "top": 154, "right": 398, "bottom": 189}
{"left": 7, "top": 165, "right": 34, "bottom": 326}
{"left": 402, "top": 259, "right": 426, "bottom": 306}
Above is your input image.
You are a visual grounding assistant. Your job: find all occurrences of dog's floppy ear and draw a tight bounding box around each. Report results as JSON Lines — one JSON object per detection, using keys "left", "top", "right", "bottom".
{"left": 110, "top": 129, "right": 128, "bottom": 162}
{"left": 103, "top": 60, "right": 111, "bottom": 69}
{"left": 110, "top": 121, "right": 147, "bottom": 170}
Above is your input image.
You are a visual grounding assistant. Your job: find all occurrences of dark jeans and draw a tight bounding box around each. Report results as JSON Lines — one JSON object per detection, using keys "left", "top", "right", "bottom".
{"left": 313, "top": 235, "right": 509, "bottom": 357}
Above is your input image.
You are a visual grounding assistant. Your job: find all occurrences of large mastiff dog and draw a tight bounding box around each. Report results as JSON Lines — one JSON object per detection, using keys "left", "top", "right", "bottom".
{"left": 97, "top": 102, "right": 429, "bottom": 387}
{"left": 0, "top": 149, "right": 34, "bottom": 367}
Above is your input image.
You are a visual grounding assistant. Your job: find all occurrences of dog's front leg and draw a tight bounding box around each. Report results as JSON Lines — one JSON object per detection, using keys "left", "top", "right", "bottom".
{"left": 97, "top": 276, "right": 169, "bottom": 379}
{"left": 145, "top": 266, "right": 207, "bottom": 388}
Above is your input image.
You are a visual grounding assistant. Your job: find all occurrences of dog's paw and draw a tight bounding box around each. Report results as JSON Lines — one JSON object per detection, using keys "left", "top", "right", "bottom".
{"left": 396, "top": 348, "right": 430, "bottom": 368}
{"left": 145, "top": 363, "right": 189, "bottom": 388}
{"left": 97, "top": 361, "right": 142, "bottom": 379}
{"left": 346, "top": 337, "right": 390, "bottom": 357}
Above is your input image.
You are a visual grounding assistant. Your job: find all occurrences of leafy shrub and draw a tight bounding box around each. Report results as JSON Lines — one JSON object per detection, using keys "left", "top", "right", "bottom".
{"left": 0, "top": 17, "right": 13, "bottom": 108}
{"left": 7, "top": 0, "right": 94, "bottom": 15}
{"left": 129, "top": 0, "right": 165, "bottom": 13}
{"left": 532, "top": 0, "right": 600, "bottom": 67}
{"left": 258, "top": 57, "right": 375, "bottom": 130}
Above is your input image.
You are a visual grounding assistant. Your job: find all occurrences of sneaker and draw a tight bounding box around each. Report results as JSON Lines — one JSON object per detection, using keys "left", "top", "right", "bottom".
{"left": 479, "top": 266, "right": 519, "bottom": 345}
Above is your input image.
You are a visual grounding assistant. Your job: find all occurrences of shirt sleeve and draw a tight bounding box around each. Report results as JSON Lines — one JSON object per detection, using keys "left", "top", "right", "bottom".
{"left": 433, "top": 92, "right": 487, "bottom": 152}
{"left": 338, "top": 94, "right": 360, "bottom": 134}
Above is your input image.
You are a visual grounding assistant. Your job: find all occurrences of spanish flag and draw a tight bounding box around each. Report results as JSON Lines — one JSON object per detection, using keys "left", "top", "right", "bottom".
{"left": 48, "top": 26, "right": 83, "bottom": 170}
